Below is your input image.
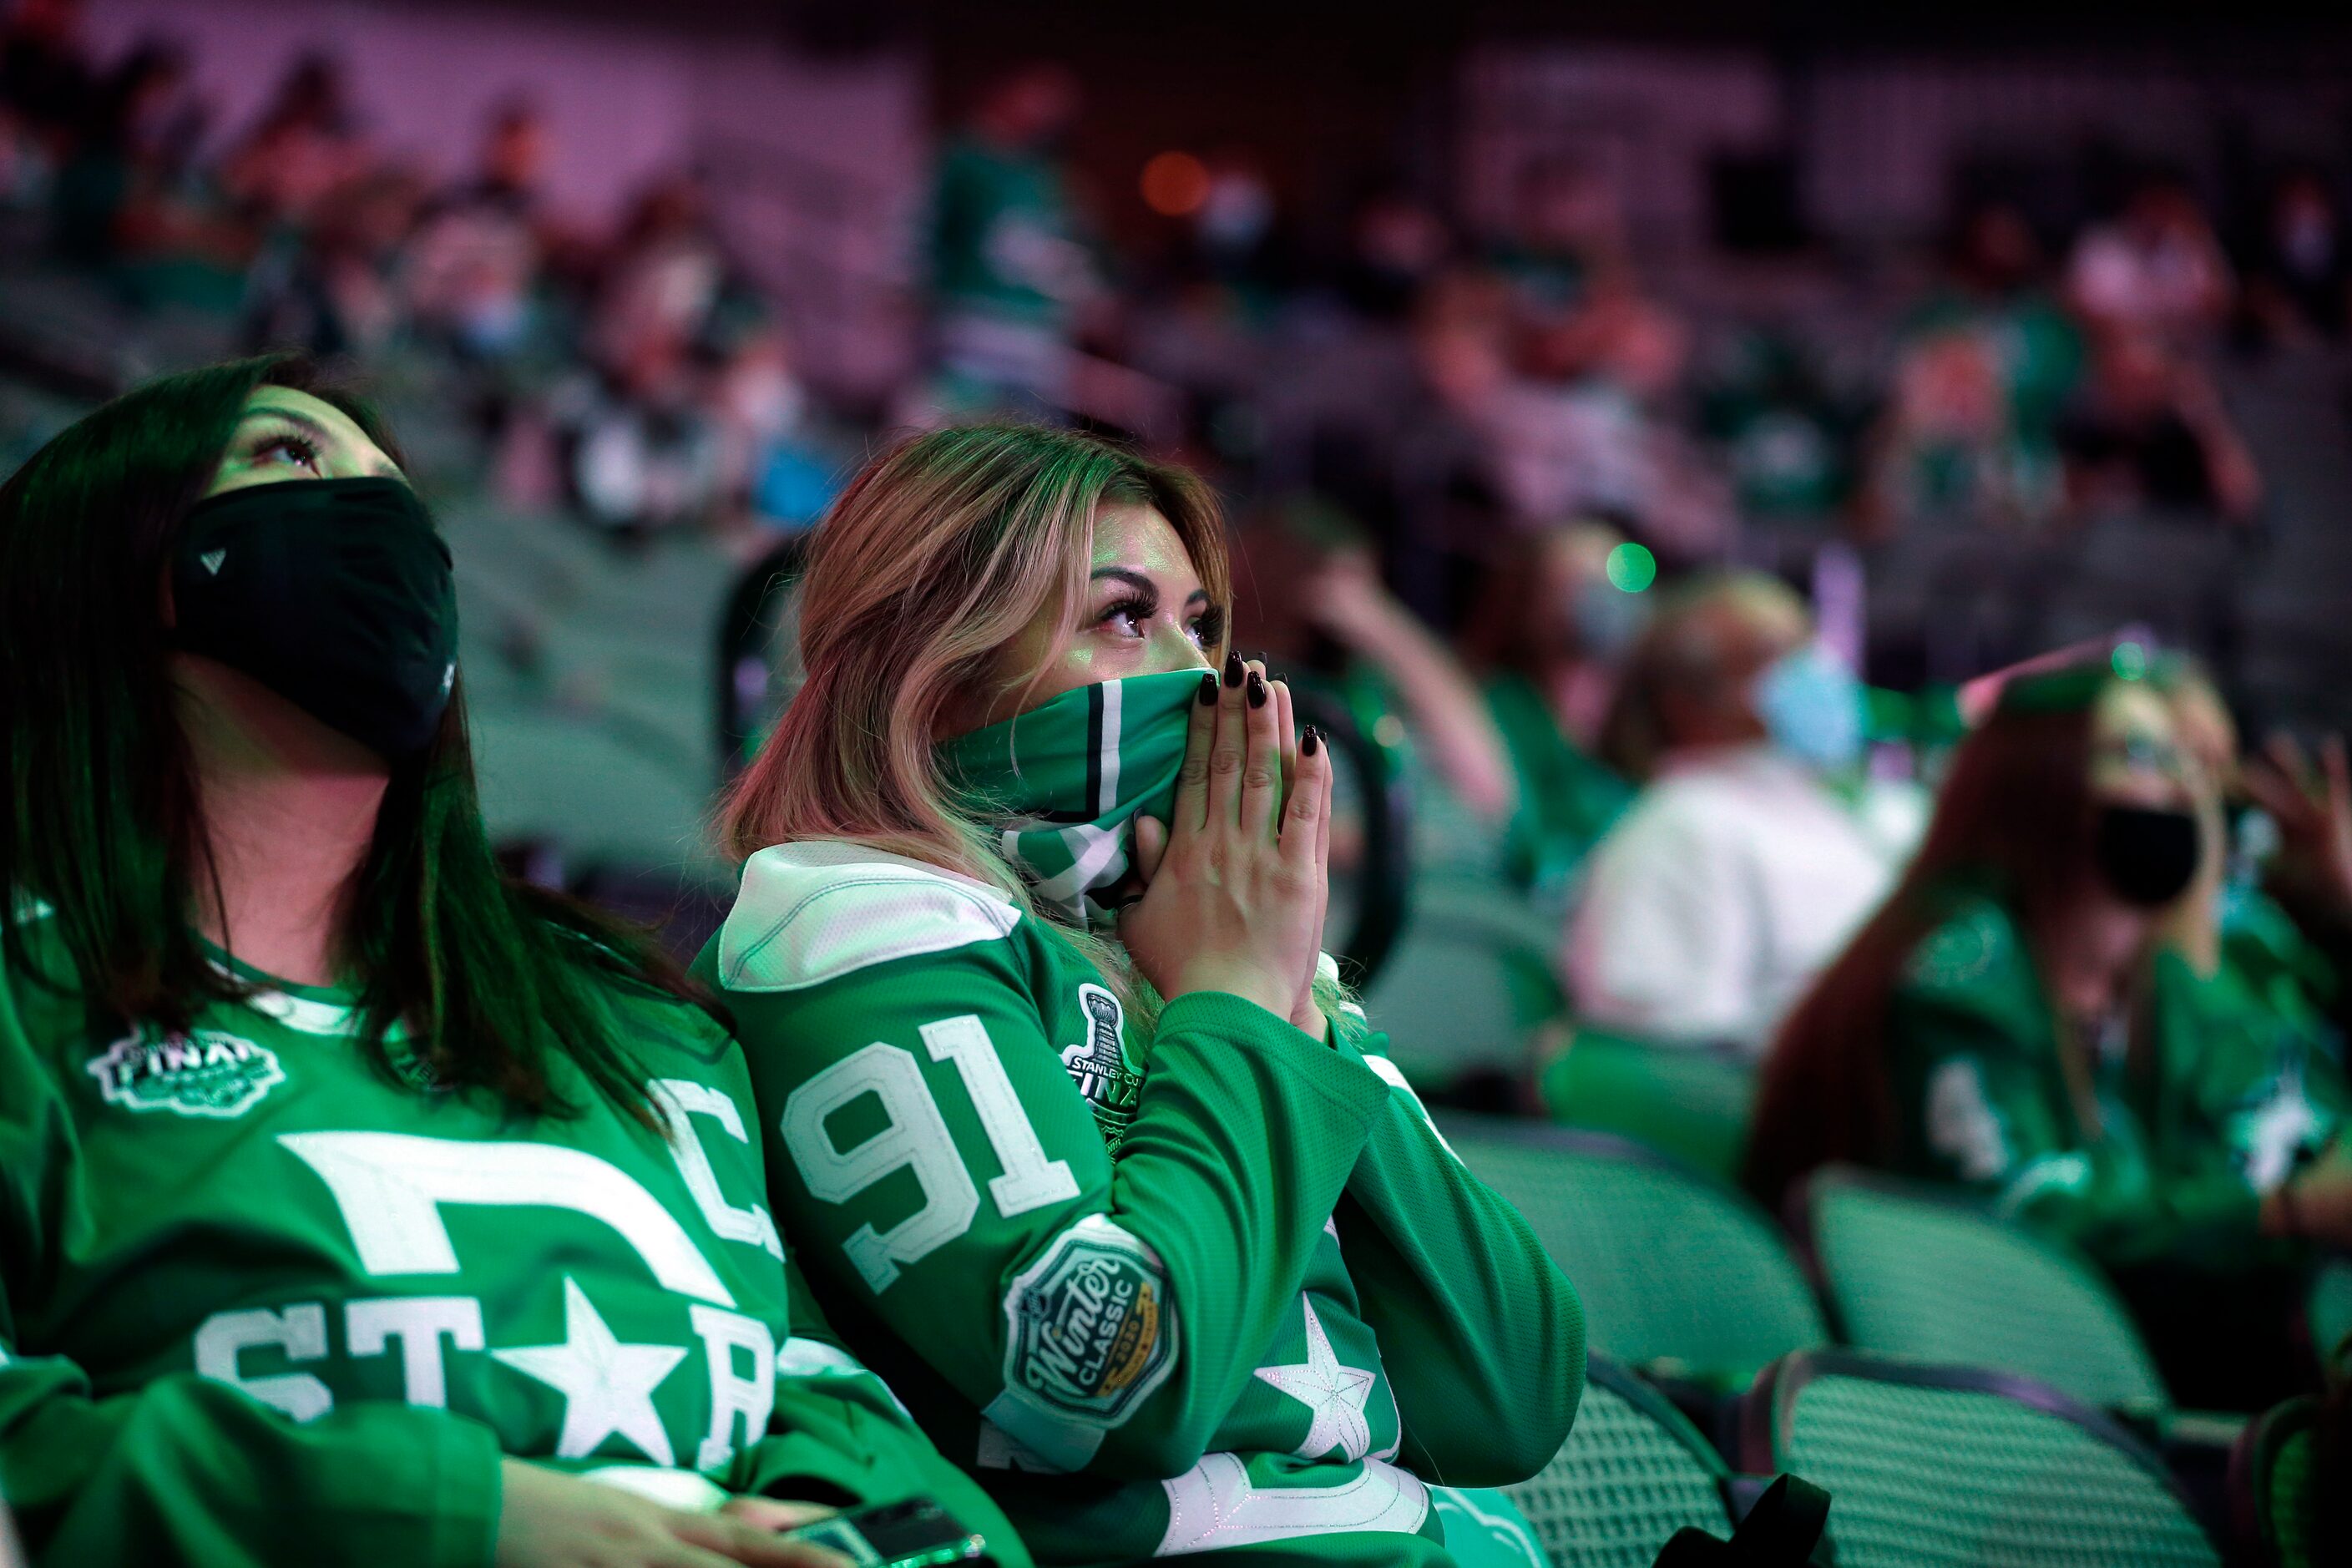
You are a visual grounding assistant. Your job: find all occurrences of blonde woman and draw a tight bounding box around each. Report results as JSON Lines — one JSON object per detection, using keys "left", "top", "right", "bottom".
{"left": 698, "top": 425, "right": 1581, "bottom": 1567}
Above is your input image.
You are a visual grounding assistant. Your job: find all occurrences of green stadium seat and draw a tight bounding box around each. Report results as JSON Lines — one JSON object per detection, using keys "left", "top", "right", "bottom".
{"left": 1742, "top": 1349, "right": 2222, "bottom": 1568}
{"left": 1440, "top": 1119, "right": 1829, "bottom": 1386}
{"left": 2229, "top": 1395, "right": 2326, "bottom": 1568}
{"left": 2306, "top": 1261, "right": 2352, "bottom": 1370}
{"left": 1503, "top": 1357, "right": 1738, "bottom": 1567}
{"left": 1803, "top": 1166, "right": 2171, "bottom": 1414}
{"left": 1537, "top": 1030, "right": 1756, "bottom": 1183}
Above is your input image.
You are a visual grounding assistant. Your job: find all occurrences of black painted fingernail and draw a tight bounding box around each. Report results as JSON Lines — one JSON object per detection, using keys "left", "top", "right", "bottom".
{"left": 1223, "top": 651, "right": 1244, "bottom": 687}
{"left": 1197, "top": 671, "right": 1217, "bottom": 706}
{"left": 1302, "top": 725, "right": 1321, "bottom": 756}
{"left": 1247, "top": 672, "right": 1267, "bottom": 709}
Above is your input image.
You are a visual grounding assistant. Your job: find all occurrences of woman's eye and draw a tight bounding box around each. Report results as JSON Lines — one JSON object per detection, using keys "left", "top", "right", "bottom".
{"left": 1100, "top": 600, "right": 1151, "bottom": 637}
{"left": 254, "top": 436, "right": 323, "bottom": 471}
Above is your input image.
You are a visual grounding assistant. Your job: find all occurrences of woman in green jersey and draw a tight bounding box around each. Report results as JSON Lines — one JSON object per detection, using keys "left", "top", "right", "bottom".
{"left": 1746, "top": 663, "right": 2352, "bottom": 1404}
{"left": 0, "top": 357, "right": 1021, "bottom": 1567}
{"left": 705, "top": 424, "right": 1581, "bottom": 1567}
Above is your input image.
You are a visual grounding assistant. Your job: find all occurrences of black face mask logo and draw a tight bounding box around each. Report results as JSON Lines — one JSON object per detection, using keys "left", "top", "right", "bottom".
{"left": 169, "top": 477, "right": 458, "bottom": 761}
{"left": 2092, "top": 804, "right": 2202, "bottom": 908}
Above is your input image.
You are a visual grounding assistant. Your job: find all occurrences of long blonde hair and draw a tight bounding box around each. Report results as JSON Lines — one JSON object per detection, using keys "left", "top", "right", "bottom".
{"left": 720, "top": 423, "right": 1232, "bottom": 1021}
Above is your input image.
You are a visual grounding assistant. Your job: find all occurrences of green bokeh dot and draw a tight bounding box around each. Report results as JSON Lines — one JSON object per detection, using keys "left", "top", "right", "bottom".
{"left": 2111, "top": 641, "right": 2148, "bottom": 681}
{"left": 1606, "top": 542, "right": 1657, "bottom": 594}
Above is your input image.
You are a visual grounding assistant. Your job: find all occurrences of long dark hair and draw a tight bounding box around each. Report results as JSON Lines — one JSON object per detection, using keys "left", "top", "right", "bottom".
{"left": 1742, "top": 666, "right": 2114, "bottom": 1210}
{"left": 1, "top": 353, "right": 692, "bottom": 1119}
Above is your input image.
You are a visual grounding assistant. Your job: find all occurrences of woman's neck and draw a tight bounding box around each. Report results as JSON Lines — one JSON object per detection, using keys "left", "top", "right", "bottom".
{"left": 176, "top": 657, "right": 388, "bottom": 988}
{"left": 2041, "top": 892, "right": 2151, "bottom": 1021}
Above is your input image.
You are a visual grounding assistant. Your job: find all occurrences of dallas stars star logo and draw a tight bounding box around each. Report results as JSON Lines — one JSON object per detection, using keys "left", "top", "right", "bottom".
{"left": 1253, "top": 1295, "right": 1377, "bottom": 1463}
{"left": 493, "top": 1277, "right": 687, "bottom": 1465}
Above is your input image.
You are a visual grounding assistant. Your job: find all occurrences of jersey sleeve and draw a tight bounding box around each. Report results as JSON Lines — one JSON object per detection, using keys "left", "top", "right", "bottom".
{"left": 710, "top": 857, "right": 1393, "bottom": 1483}
{"left": 736, "top": 1254, "right": 1032, "bottom": 1568}
{"left": 1890, "top": 925, "right": 2260, "bottom": 1271}
{"left": 1327, "top": 1023, "right": 1581, "bottom": 1485}
{"left": 0, "top": 1014, "right": 501, "bottom": 1566}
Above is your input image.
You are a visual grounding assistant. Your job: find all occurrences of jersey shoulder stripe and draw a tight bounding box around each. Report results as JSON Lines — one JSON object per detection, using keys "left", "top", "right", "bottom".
{"left": 719, "top": 840, "right": 1023, "bottom": 994}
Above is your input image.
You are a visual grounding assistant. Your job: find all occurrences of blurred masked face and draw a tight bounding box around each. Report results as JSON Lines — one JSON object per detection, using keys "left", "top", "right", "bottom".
{"left": 2086, "top": 680, "right": 2203, "bottom": 908}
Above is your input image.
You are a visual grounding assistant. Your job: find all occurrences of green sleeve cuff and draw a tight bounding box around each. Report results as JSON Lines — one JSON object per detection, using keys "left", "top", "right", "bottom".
{"left": 423, "top": 1415, "right": 505, "bottom": 1568}
{"left": 1152, "top": 991, "right": 1390, "bottom": 1119}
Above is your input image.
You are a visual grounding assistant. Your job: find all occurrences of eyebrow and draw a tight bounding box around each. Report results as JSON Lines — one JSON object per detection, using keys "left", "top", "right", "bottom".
{"left": 238, "top": 403, "right": 402, "bottom": 478}
{"left": 1090, "top": 566, "right": 1208, "bottom": 604}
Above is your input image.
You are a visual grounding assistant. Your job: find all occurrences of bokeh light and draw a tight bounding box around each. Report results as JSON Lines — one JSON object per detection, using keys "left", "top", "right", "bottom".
{"left": 2112, "top": 640, "right": 2148, "bottom": 681}
{"left": 1141, "top": 151, "right": 1211, "bottom": 216}
{"left": 1605, "top": 542, "right": 1658, "bottom": 594}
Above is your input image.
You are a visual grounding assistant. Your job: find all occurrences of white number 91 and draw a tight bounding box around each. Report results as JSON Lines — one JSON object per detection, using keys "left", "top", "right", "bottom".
{"left": 781, "top": 1015, "right": 1080, "bottom": 1292}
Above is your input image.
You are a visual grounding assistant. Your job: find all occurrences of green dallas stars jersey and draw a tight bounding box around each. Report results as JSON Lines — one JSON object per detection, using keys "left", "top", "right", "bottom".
{"left": 696, "top": 841, "right": 1582, "bottom": 1566}
{"left": 0, "top": 899, "right": 1023, "bottom": 1568}
{"left": 1884, "top": 890, "right": 2264, "bottom": 1268}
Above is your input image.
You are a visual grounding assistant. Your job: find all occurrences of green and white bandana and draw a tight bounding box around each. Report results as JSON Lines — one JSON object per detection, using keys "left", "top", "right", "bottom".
{"left": 940, "top": 668, "right": 1202, "bottom": 926}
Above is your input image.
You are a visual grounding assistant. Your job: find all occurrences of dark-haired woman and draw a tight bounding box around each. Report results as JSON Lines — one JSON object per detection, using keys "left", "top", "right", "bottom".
{"left": 0, "top": 357, "right": 1022, "bottom": 1566}
{"left": 1747, "top": 665, "right": 2352, "bottom": 1405}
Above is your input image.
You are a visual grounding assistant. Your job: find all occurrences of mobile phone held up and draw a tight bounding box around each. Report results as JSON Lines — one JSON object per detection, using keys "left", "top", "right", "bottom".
{"left": 783, "top": 1498, "right": 991, "bottom": 1567}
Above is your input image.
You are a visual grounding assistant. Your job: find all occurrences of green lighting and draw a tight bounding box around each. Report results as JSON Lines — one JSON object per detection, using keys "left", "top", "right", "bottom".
{"left": 1606, "top": 542, "right": 1657, "bottom": 594}
{"left": 2111, "top": 641, "right": 2148, "bottom": 681}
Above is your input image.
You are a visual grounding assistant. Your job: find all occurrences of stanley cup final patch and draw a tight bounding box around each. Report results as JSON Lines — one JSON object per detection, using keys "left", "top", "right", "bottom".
{"left": 88, "top": 1029, "right": 287, "bottom": 1118}
{"left": 1003, "top": 1216, "right": 1177, "bottom": 1430}
{"left": 1060, "top": 983, "right": 1141, "bottom": 1153}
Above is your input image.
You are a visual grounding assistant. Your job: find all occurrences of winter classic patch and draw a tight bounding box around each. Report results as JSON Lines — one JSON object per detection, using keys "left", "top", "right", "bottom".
{"left": 89, "top": 1029, "right": 286, "bottom": 1118}
{"left": 1004, "top": 1216, "right": 1176, "bottom": 1429}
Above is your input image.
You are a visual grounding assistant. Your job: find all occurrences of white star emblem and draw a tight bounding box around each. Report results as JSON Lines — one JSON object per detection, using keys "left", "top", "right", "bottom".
{"left": 1252, "top": 1295, "right": 1377, "bottom": 1463}
{"left": 492, "top": 1277, "right": 687, "bottom": 1466}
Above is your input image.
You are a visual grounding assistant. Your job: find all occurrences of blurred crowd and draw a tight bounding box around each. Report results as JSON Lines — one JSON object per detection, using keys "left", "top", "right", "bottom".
{"left": 7, "top": 13, "right": 2344, "bottom": 579}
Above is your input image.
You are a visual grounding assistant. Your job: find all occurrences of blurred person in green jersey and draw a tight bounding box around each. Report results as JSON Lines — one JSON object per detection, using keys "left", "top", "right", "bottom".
{"left": 0, "top": 355, "right": 1022, "bottom": 1567}
{"left": 704, "top": 424, "right": 1581, "bottom": 1567}
{"left": 1747, "top": 662, "right": 2352, "bottom": 1406}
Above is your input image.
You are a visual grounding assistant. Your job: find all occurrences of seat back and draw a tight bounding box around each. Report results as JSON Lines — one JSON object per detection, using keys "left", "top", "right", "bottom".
{"left": 1363, "top": 880, "right": 1560, "bottom": 1085}
{"left": 1538, "top": 1032, "right": 1756, "bottom": 1183}
{"left": 1748, "top": 1349, "right": 2220, "bottom": 1568}
{"left": 1444, "top": 1119, "right": 1828, "bottom": 1383}
{"left": 1806, "top": 1167, "right": 2170, "bottom": 1412}
{"left": 2231, "top": 1395, "right": 2325, "bottom": 1568}
{"left": 2306, "top": 1260, "right": 2352, "bottom": 1370}
{"left": 1504, "top": 1357, "right": 1734, "bottom": 1568}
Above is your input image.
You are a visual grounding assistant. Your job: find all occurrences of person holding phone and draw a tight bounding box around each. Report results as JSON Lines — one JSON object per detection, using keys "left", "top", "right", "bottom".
{"left": 0, "top": 357, "right": 1019, "bottom": 1567}
{"left": 703, "top": 424, "right": 1580, "bottom": 1566}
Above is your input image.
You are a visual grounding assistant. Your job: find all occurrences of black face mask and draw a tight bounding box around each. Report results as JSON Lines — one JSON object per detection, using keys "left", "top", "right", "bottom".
{"left": 170, "top": 477, "right": 458, "bottom": 761}
{"left": 2092, "top": 803, "right": 2202, "bottom": 908}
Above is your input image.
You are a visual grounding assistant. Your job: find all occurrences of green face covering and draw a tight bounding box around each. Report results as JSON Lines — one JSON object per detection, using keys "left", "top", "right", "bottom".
{"left": 939, "top": 668, "right": 1205, "bottom": 927}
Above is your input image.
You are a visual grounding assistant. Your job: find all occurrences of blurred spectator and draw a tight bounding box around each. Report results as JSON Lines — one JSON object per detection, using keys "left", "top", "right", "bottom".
{"left": 1862, "top": 326, "right": 2059, "bottom": 534}
{"left": 1492, "top": 156, "right": 1626, "bottom": 327}
{"left": 1749, "top": 664, "right": 2352, "bottom": 1407}
{"left": 1564, "top": 573, "right": 1915, "bottom": 1053}
{"left": 1458, "top": 521, "right": 1641, "bottom": 896}
{"left": 404, "top": 97, "right": 549, "bottom": 362}
{"left": 2066, "top": 172, "right": 2233, "bottom": 347}
{"left": 1699, "top": 329, "right": 1862, "bottom": 524}
{"left": 48, "top": 36, "right": 188, "bottom": 266}
{"left": 1338, "top": 184, "right": 1453, "bottom": 323}
{"left": 1863, "top": 201, "right": 2081, "bottom": 534}
{"left": 2238, "top": 168, "right": 2352, "bottom": 345}
{"left": 218, "top": 52, "right": 363, "bottom": 230}
{"left": 0, "top": 0, "right": 89, "bottom": 154}
{"left": 242, "top": 164, "right": 422, "bottom": 357}
{"left": 2056, "top": 327, "right": 2263, "bottom": 524}
{"left": 924, "top": 61, "right": 1097, "bottom": 416}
